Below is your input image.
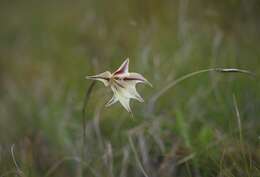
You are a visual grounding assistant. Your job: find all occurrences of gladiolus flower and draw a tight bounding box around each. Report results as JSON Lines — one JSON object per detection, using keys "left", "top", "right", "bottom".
{"left": 86, "top": 58, "right": 152, "bottom": 113}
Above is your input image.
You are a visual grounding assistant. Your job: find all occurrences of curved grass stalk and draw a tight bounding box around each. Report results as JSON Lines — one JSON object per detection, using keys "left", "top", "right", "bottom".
{"left": 81, "top": 81, "right": 96, "bottom": 175}
{"left": 147, "top": 68, "right": 254, "bottom": 113}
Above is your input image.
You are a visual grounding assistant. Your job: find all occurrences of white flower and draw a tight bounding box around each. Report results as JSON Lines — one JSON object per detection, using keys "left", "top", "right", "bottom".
{"left": 86, "top": 58, "right": 152, "bottom": 113}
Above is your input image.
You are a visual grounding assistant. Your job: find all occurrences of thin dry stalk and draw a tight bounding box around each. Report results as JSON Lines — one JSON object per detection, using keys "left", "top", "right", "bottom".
{"left": 120, "top": 146, "right": 130, "bottom": 177}
{"left": 0, "top": 170, "right": 19, "bottom": 177}
{"left": 128, "top": 135, "right": 150, "bottom": 177}
{"left": 11, "top": 145, "right": 25, "bottom": 177}
{"left": 232, "top": 95, "right": 243, "bottom": 144}
{"left": 232, "top": 94, "right": 252, "bottom": 176}
{"left": 138, "top": 132, "right": 150, "bottom": 170}
{"left": 44, "top": 157, "right": 81, "bottom": 177}
{"left": 104, "top": 143, "right": 115, "bottom": 177}
{"left": 176, "top": 153, "right": 195, "bottom": 166}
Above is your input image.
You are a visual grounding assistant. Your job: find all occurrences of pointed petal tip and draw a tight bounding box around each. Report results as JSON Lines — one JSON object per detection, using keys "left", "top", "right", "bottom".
{"left": 126, "top": 106, "right": 132, "bottom": 113}
{"left": 114, "top": 58, "right": 130, "bottom": 75}
{"left": 136, "top": 95, "right": 144, "bottom": 103}
{"left": 105, "top": 103, "right": 110, "bottom": 108}
{"left": 85, "top": 75, "right": 93, "bottom": 80}
{"left": 144, "top": 79, "right": 153, "bottom": 87}
{"left": 105, "top": 96, "right": 118, "bottom": 107}
{"left": 85, "top": 75, "right": 99, "bottom": 80}
{"left": 128, "top": 108, "right": 133, "bottom": 114}
{"left": 123, "top": 58, "right": 130, "bottom": 66}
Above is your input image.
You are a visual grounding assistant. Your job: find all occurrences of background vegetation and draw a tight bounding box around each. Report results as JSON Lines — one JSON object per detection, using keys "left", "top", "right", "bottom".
{"left": 0, "top": 0, "right": 260, "bottom": 176}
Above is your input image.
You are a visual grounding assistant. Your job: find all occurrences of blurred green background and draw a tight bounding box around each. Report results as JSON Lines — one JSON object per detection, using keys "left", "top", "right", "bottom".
{"left": 0, "top": 0, "right": 260, "bottom": 176}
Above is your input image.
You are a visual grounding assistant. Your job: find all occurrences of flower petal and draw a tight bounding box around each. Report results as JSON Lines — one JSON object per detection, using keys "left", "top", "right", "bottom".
{"left": 105, "top": 95, "right": 118, "bottom": 107}
{"left": 131, "top": 86, "right": 144, "bottom": 102}
{"left": 111, "top": 85, "right": 132, "bottom": 112}
{"left": 113, "top": 58, "right": 129, "bottom": 75}
{"left": 117, "top": 72, "right": 152, "bottom": 86}
{"left": 86, "top": 71, "right": 111, "bottom": 86}
{"left": 118, "top": 97, "right": 131, "bottom": 113}
{"left": 123, "top": 82, "right": 144, "bottom": 102}
{"left": 113, "top": 73, "right": 148, "bottom": 102}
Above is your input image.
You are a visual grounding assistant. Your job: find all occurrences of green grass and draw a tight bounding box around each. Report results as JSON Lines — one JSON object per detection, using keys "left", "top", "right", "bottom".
{"left": 0, "top": 0, "right": 260, "bottom": 176}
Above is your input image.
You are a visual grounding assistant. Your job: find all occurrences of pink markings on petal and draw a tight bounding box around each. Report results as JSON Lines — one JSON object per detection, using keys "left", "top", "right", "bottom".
{"left": 123, "top": 73, "right": 151, "bottom": 85}
{"left": 113, "top": 58, "right": 129, "bottom": 75}
{"left": 123, "top": 77, "right": 145, "bottom": 82}
{"left": 114, "top": 80, "right": 125, "bottom": 88}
